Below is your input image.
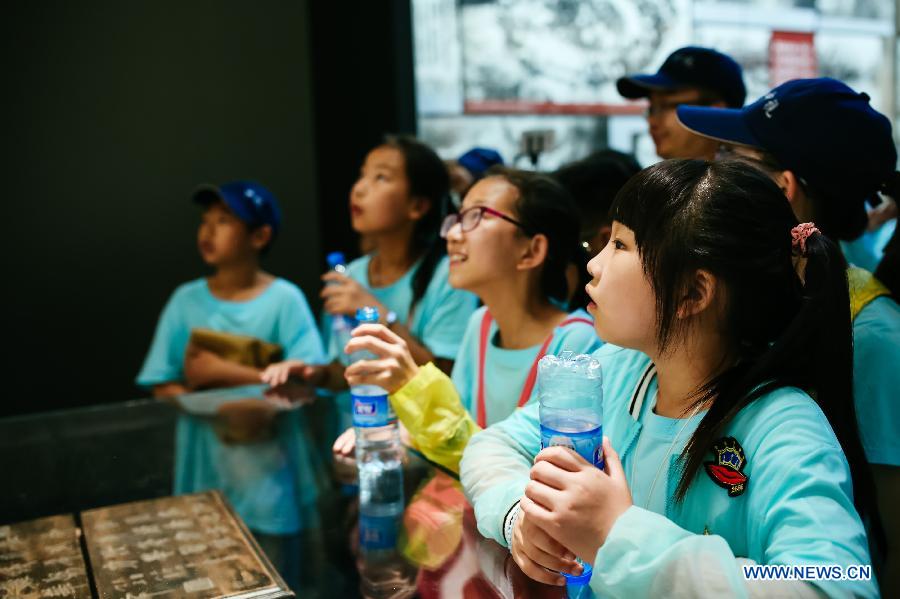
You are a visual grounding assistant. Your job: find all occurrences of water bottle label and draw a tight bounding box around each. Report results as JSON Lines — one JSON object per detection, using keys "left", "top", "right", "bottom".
{"left": 540, "top": 424, "right": 604, "bottom": 469}
{"left": 352, "top": 393, "right": 397, "bottom": 428}
{"left": 359, "top": 513, "right": 399, "bottom": 550}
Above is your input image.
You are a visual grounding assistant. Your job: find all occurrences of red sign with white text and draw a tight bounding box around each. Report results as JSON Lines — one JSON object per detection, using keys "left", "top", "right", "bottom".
{"left": 769, "top": 31, "right": 817, "bottom": 87}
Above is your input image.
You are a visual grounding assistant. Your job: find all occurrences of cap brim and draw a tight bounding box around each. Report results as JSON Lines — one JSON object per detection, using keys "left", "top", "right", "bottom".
{"left": 616, "top": 73, "right": 680, "bottom": 99}
{"left": 676, "top": 105, "right": 762, "bottom": 148}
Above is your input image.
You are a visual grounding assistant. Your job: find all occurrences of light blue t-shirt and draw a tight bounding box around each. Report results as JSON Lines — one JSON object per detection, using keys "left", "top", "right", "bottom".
{"left": 450, "top": 306, "right": 602, "bottom": 426}
{"left": 136, "top": 277, "right": 326, "bottom": 535}
{"left": 627, "top": 386, "right": 707, "bottom": 514}
{"left": 853, "top": 295, "right": 900, "bottom": 466}
{"left": 323, "top": 253, "right": 478, "bottom": 362}
{"left": 461, "top": 344, "right": 875, "bottom": 598}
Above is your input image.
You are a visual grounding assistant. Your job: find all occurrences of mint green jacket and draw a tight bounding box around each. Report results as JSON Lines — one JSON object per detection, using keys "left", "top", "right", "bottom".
{"left": 460, "top": 344, "right": 877, "bottom": 598}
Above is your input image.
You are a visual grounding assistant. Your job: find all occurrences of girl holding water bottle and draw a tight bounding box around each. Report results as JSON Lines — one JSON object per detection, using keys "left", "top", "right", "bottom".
{"left": 262, "top": 136, "right": 478, "bottom": 421}
{"left": 459, "top": 160, "right": 877, "bottom": 597}
{"left": 336, "top": 168, "right": 601, "bottom": 471}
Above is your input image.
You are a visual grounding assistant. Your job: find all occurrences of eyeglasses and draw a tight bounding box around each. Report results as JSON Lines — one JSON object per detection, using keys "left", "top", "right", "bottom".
{"left": 440, "top": 205, "right": 526, "bottom": 239}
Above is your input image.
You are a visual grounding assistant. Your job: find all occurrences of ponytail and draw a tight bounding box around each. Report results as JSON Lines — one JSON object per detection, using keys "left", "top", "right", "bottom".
{"left": 794, "top": 231, "right": 873, "bottom": 519}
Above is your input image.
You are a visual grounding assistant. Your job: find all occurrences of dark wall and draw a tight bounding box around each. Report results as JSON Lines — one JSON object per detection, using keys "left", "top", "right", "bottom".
{"left": 0, "top": 400, "right": 176, "bottom": 524}
{"left": 309, "top": 0, "right": 417, "bottom": 261}
{"left": 0, "top": 2, "right": 321, "bottom": 416}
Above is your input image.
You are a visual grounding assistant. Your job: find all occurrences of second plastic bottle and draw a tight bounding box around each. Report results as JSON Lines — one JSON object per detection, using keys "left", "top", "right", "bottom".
{"left": 351, "top": 306, "right": 404, "bottom": 557}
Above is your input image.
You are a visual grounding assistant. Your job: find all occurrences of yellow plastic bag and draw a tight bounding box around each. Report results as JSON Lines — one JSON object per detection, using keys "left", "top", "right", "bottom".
{"left": 389, "top": 363, "right": 482, "bottom": 474}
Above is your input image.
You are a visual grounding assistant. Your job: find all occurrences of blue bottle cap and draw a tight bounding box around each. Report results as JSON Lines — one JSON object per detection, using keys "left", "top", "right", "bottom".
{"left": 356, "top": 306, "right": 380, "bottom": 323}
{"left": 564, "top": 570, "right": 593, "bottom": 586}
{"left": 326, "top": 251, "right": 347, "bottom": 269}
{"left": 563, "top": 560, "right": 593, "bottom": 586}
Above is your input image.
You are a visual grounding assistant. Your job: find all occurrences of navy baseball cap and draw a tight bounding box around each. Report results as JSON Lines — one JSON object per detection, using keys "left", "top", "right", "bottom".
{"left": 676, "top": 78, "right": 897, "bottom": 239}
{"left": 193, "top": 181, "right": 282, "bottom": 237}
{"left": 458, "top": 147, "right": 504, "bottom": 180}
{"left": 617, "top": 46, "right": 746, "bottom": 108}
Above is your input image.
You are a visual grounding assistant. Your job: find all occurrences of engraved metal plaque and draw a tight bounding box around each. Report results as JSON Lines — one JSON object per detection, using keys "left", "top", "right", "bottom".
{"left": 0, "top": 514, "right": 92, "bottom": 598}
{"left": 81, "top": 491, "right": 292, "bottom": 599}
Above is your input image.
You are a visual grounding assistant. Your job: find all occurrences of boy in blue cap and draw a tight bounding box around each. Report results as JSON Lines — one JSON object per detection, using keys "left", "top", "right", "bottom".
{"left": 138, "top": 181, "right": 324, "bottom": 395}
{"left": 617, "top": 46, "right": 746, "bottom": 160}
{"left": 448, "top": 147, "right": 505, "bottom": 203}
{"left": 136, "top": 181, "right": 325, "bottom": 585}
{"left": 677, "top": 78, "right": 900, "bottom": 595}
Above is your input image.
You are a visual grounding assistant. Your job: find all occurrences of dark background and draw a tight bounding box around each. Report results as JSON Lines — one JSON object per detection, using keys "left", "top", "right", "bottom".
{"left": 0, "top": 1, "right": 416, "bottom": 418}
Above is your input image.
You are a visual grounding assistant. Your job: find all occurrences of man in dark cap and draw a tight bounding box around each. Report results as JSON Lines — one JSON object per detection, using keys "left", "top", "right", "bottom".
{"left": 617, "top": 46, "right": 746, "bottom": 160}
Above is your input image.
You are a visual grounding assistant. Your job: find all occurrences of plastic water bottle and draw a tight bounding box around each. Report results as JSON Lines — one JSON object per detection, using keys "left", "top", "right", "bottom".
{"left": 352, "top": 306, "right": 404, "bottom": 556}
{"left": 326, "top": 252, "right": 357, "bottom": 366}
{"left": 538, "top": 351, "right": 603, "bottom": 588}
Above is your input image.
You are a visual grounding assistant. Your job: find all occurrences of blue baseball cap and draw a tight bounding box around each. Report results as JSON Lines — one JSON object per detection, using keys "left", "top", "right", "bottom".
{"left": 458, "top": 147, "right": 504, "bottom": 180}
{"left": 617, "top": 46, "right": 746, "bottom": 108}
{"left": 676, "top": 78, "right": 897, "bottom": 239}
{"left": 193, "top": 181, "right": 282, "bottom": 237}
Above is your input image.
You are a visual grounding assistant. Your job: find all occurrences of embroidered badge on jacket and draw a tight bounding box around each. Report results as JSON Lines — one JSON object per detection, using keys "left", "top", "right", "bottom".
{"left": 704, "top": 437, "right": 748, "bottom": 497}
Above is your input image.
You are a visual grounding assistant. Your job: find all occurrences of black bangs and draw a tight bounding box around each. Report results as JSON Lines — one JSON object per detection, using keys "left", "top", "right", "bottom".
{"left": 609, "top": 159, "right": 711, "bottom": 253}
{"left": 608, "top": 159, "right": 716, "bottom": 352}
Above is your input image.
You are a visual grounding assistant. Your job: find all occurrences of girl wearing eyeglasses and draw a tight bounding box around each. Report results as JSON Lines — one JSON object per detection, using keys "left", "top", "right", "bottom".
{"left": 262, "top": 136, "right": 478, "bottom": 422}
{"left": 333, "top": 168, "right": 601, "bottom": 470}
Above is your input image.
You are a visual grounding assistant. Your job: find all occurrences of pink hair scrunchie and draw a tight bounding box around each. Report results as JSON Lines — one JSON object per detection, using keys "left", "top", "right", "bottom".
{"left": 791, "top": 222, "right": 820, "bottom": 256}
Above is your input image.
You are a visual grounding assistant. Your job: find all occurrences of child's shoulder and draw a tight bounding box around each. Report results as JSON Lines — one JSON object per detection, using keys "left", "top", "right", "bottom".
{"left": 169, "top": 278, "right": 209, "bottom": 303}
{"left": 430, "top": 253, "right": 451, "bottom": 277}
{"left": 465, "top": 305, "right": 491, "bottom": 331}
{"left": 346, "top": 254, "right": 372, "bottom": 281}
{"left": 422, "top": 255, "right": 478, "bottom": 307}
{"left": 264, "top": 277, "right": 311, "bottom": 304}
{"left": 557, "top": 309, "right": 596, "bottom": 333}
{"left": 586, "top": 345, "right": 652, "bottom": 413}
{"left": 731, "top": 385, "right": 839, "bottom": 453}
{"left": 854, "top": 295, "right": 900, "bottom": 341}
{"left": 421, "top": 254, "right": 452, "bottom": 290}
{"left": 552, "top": 309, "right": 601, "bottom": 353}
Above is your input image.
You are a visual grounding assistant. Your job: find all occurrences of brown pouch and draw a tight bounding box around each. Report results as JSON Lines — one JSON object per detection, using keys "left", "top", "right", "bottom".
{"left": 188, "top": 328, "right": 283, "bottom": 368}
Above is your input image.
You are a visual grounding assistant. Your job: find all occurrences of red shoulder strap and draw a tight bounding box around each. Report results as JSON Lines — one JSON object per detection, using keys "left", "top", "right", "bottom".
{"left": 515, "top": 316, "right": 594, "bottom": 409}
{"left": 477, "top": 313, "right": 594, "bottom": 428}
{"left": 560, "top": 317, "right": 593, "bottom": 327}
{"left": 476, "top": 310, "right": 493, "bottom": 428}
